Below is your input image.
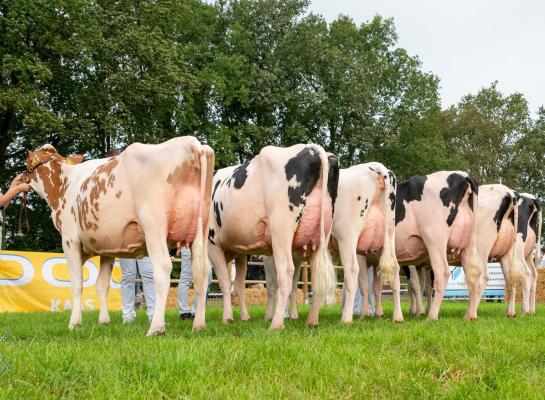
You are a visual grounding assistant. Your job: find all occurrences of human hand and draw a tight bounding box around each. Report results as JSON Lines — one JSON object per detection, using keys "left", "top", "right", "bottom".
{"left": 9, "top": 174, "right": 31, "bottom": 194}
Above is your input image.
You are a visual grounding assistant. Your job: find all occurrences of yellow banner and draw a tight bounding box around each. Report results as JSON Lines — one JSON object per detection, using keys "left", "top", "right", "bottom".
{"left": 0, "top": 250, "right": 122, "bottom": 312}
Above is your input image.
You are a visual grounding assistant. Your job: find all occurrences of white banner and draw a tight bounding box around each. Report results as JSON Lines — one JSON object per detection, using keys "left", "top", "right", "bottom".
{"left": 445, "top": 262, "right": 505, "bottom": 298}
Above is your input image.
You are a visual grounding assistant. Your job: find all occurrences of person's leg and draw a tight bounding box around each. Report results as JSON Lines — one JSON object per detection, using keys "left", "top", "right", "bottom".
{"left": 177, "top": 248, "right": 193, "bottom": 318}
{"left": 138, "top": 257, "right": 156, "bottom": 323}
{"left": 120, "top": 258, "right": 137, "bottom": 322}
{"left": 357, "top": 256, "right": 369, "bottom": 318}
{"left": 353, "top": 282, "right": 362, "bottom": 316}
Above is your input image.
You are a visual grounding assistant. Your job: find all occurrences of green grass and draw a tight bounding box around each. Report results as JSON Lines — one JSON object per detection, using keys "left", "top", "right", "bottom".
{"left": 1, "top": 301, "right": 545, "bottom": 399}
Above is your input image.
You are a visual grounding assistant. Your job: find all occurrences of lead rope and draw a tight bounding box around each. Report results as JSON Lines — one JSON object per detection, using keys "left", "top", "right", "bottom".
{"left": 18, "top": 192, "right": 30, "bottom": 236}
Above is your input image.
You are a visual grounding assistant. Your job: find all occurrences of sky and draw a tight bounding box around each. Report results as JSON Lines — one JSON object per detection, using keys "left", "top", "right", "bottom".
{"left": 309, "top": 0, "right": 545, "bottom": 113}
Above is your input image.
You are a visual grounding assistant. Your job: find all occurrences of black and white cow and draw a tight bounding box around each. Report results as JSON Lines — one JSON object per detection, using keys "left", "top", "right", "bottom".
{"left": 405, "top": 184, "right": 522, "bottom": 317}
{"left": 207, "top": 144, "right": 339, "bottom": 330}
{"left": 263, "top": 162, "right": 402, "bottom": 324}
{"left": 372, "top": 171, "right": 483, "bottom": 320}
{"left": 515, "top": 193, "right": 542, "bottom": 315}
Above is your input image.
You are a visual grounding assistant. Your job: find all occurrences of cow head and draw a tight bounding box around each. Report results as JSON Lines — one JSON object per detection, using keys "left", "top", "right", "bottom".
{"left": 25, "top": 144, "right": 84, "bottom": 210}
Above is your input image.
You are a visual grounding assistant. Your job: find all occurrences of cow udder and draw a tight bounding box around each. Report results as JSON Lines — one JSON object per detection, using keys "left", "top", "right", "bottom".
{"left": 167, "top": 187, "right": 200, "bottom": 247}
{"left": 292, "top": 188, "right": 333, "bottom": 251}
{"left": 357, "top": 205, "right": 385, "bottom": 254}
{"left": 489, "top": 221, "right": 515, "bottom": 260}
{"left": 447, "top": 206, "right": 473, "bottom": 252}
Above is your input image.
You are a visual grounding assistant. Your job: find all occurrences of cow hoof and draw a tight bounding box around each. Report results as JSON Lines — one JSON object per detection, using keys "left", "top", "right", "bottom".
{"left": 146, "top": 326, "right": 165, "bottom": 337}
{"left": 375, "top": 314, "right": 384, "bottom": 320}
{"left": 393, "top": 318, "right": 404, "bottom": 324}
{"left": 192, "top": 322, "right": 206, "bottom": 332}
{"left": 506, "top": 313, "right": 516, "bottom": 318}
{"left": 240, "top": 315, "right": 251, "bottom": 322}
{"left": 98, "top": 315, "right": 111, "bottom": 325}
{"left": 68, "top": 322, "right": 82, "bottom": 330}
{"left": 307, "top": 322, "right": 319, "bottom": 329}
{"left": 223, "top": 318, "right": 234, "bottom": 324}
{"left": 427, "top": 316, "right": 439, "bottom": 322}
{"left": 340, "top": 318, "right": 353, "bottom": 325}
{"left": 289, "top": 315, "right": 299, "bottom": 321}
{"left": 268, "top": 324, "right": 285, "bottom": 331}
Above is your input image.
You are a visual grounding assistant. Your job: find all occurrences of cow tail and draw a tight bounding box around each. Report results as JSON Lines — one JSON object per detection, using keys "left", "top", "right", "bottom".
{"left": 377, "top": 168, "right": 397, "bottom": 285}
{"left": 535, "top": 208, "right": 542, "bottom": 268}
{"left": 465, "top": 176, "right": 482, "bottom": 290}
{"left": 510, "top": 195, "right": 525, "bottom": 283}
{"left": 312, "top": 146, "right": 336, "bottom": 305}
{"left": 191, "top": 144, "right": 211, "bottom": 302}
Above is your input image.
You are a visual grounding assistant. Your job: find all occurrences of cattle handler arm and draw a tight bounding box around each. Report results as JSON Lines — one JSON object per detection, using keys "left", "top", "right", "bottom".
{"left": 0, "top": 174, "right": 31, "bottom": 209}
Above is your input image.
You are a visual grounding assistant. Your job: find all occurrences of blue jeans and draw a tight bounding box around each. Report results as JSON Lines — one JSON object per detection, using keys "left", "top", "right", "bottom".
{"left": 342, "top": 266, "right": 375, "bottom": 315}
{"left": 177, "top": 247, "right": 212, "bottom": 315}
{"left": 120, "top": 257, "right": 155, "bottom": 322}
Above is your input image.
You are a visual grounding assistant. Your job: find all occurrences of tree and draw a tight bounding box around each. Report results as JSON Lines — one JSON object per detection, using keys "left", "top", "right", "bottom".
{"left": 439, "top": 82, "right": 531, "bottom": 186}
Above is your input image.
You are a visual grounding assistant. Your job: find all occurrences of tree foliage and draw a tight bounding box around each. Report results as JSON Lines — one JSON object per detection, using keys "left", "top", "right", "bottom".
{"left": 0, "top": 0, "right": 543, "bottom": 250}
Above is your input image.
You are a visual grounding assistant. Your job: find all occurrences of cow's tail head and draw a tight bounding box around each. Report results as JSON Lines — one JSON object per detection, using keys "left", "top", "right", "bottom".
{"left": 377, "top": 168, "right": 397, "bottom": 285}
{"left": 465, "top": 175, "right": 483, "bottom": 288}
{"left": 510, "top": 194, "right": 525, "bottom": 283}
{"left": 534, "top": 202, "right": 542, "bottom": 268}
{"left": 191, "top": 143, "right": 215, "bottom": 316}
{"left": 312, "top": 145, "right": 337, "bottom": 305}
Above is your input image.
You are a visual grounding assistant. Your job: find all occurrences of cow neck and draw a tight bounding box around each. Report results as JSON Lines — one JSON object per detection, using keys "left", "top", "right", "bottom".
{"left": 31, "top": 160, "right": 72, "bottom": 212}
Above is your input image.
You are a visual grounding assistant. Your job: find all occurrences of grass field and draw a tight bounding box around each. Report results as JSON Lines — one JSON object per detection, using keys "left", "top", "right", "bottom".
{"left": 1, "top": 301, "right": 545, "bottom": 399}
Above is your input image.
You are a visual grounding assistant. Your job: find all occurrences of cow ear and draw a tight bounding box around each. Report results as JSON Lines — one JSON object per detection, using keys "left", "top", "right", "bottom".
{"left": 66, "top": 155, "right": 84, "bottom": 165}
{"left": 43, "top": 144, "right": 57, "bottom": 153}
{"left": 25, "top": 149, "right": 34, "bottom": 164}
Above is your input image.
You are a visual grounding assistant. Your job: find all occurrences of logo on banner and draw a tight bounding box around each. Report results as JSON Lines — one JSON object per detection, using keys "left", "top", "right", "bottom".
{"left": 445, "top": 262, "right": 505, "bottom": 298}
{"left": 0, "top": 251, "right": 122, "bottom": 312}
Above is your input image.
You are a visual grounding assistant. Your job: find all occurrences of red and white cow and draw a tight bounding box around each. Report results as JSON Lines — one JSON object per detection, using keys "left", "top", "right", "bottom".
{"left": 207, "top": 144, "right": 338, "bottom": 330}
{"left": 263, "top": 162, "right": 402, "bottom": 323}
{"left": 25, "top": 137, "right": 214, "bottom": 335}
{"left": 390, "top": 171, "right": 482, "bottom": 320}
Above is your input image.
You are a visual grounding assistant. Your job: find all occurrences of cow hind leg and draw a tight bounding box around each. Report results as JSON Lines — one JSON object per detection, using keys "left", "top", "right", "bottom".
{"left": 270, "top": 246, "right": 295, "bottom": 331}
{"left": 372, "top": 266, "right": 384, "bottom": 318}
{"left": 423, "top": 268, "right": 433, "bottom": 315}
{"left": 427, "top": 249, "right": 450, "bottom": 321}
{"left": 391, "top": 263, "right": 404, "bottom": 323}
{"left": 263, "top": 256, "right": 277, "bottom": 321}
{"left": 520, "top": 269, "right": 532, "bottom": 316}
{"left": 500, "top": 259, "right": 517, "bottom": 317}
{"left": 235, "top": 255, "right": 250, "bottom": 321}
{"left": 96, "top": 256, "right": 114, "bottom": 325}
{"left": 528, "top": 258, "right": 538, "bottom": 315}
{"left": 208, "top": 246, "right": 233, "bottom": 324}
{"left": 145, "top": 237, "right": 172, "bottom": 336}
{"left": 339, "top": 240, "right": 359, "bottom": 324}
{"left": 405, "top": 266, "right": 417, "bottom": 316}
{"left": 411, "top": 265, "right": 426, "bottom": 316}
{"left": 461, "top": 254, "right": 482, "bottom": 321}
{"left": 289, "top": 263, "right": 302, "bottom": 320}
